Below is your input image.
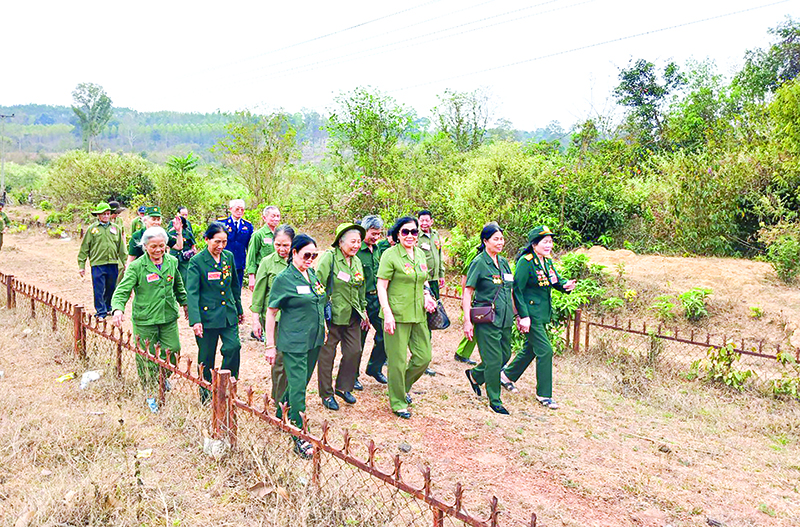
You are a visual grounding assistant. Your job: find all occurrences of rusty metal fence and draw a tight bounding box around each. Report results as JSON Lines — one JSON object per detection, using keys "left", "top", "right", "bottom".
{"left": 0, "top": 271, "right": 537, "bottom": 527}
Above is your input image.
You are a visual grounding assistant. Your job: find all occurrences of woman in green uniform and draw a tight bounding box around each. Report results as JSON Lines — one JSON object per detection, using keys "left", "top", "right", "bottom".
{"left": 377, "top": 216, "right": 437, "bottom": 419}
{"left": 111, "top": 227, "right": 188, "bottom": 413}
{"left": 461, "top": 223, "right": 515, "bottom": 415}
{"left": 317, "top": 223, "right": 369, "bottom": 410}
{"left": 250, "top": 224, "right": 295, "bottom": 403}
{"left": 186, "top": 222, "right": 244, "bottom": 403}
{"left": 264, "top": 234, "right": 326, "bottom": 458}
{"left": 502, "top": 226, "right": 575, "bottom": 410}
{"left": 168, "top": 212, "right": 197, "bottom": 285}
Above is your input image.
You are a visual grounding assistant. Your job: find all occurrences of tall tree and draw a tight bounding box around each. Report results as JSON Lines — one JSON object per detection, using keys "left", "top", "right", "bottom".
{"left": 71, "top": 83, "right": 113, "bottom": 152}
{"left": 432, "top": 88, "right": 491, "bottom": 152}
{"left": 733, "top": 16, "right": 800, "bottom": 102}
{"left": 213, "top": 110, "right": 297, "bottom": 205}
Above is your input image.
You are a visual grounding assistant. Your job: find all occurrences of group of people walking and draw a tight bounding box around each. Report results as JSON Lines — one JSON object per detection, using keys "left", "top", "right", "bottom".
{"left": 76, "top": 198, "right": 575, "bottom": 457}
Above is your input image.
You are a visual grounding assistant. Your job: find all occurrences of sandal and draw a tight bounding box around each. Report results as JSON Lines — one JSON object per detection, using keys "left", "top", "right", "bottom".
{"left": 293, "top": 438, "right": 314, "bottom": 459}
{"left": 538, "top": 397, "right": 559, "bottom": 410}
{"left": 500, "top": 372, "right": 519, "bottom": 394}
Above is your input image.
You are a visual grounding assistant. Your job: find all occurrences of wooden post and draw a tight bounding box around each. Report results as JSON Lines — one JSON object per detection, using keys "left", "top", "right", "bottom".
{"left": 5, "top": 274, "right": 14, "bottom": 308}
{"left": 30, "top": 297, "right": 36, "bottom": 319}
{"left": 572, "top": 309, "right": 582, "bottom": 354}
{"left": 432, "top": 508, "right": 444, "bottom": 527}
{"left": 212, "top": 370, "right": 234, "bottom": 444}
{"left": 73, "top": 305, "right": 86, "bottom": 359}
{"left": 115, "top": 339, "right": 123, "bottom": 378}
{"left": 51, "top": 305, "right": 57, "bottom": 331}
{"left": 584, "top": 311, "right": 590, "bottom": 353}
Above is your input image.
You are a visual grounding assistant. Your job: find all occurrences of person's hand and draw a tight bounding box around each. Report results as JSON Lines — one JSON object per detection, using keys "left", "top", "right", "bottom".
{"left": 424, "top": 295, "right": 436, "bottom": 313}
{"left": 252, "top": 314, "right": 263, "bottom": 339}
{"left": 172, "top": 216, "right": 182, "bottom": 233}
{"left": 564, "top": 279, "right": 577, "bottom": 292}
{"left": 248, "top": 274, "right": 256, "bottom": 292}
{"left": 182, "top": 306, "right": 189, "bottom": 320}
{"left": 360, "top": 312, "right": 370, "bottom": 331}
{"left": 238, "top": 314, "right": 245, "bottom": 325}
{"left": 78, "top": 269, "right": 85, "bottom": 278}
{"left": 517, "top": 316, "right": 531, "bottom": 334}
{"left": 439, "top": 278, "right": 445, "bottom": 288}
{"left": 265, "top": 346, "right": 276, "bottom": 365}
{"left": 112, "top": 310, "right": 124, "bottom": 327}
{"left": 192, "top": 323, "right": 204, "bottom": 338}
{"left": 383, "top": 312, "right": 396, "bottom": 335}
{"left": 463, "top": 319, "right": 474, "bottom": 341}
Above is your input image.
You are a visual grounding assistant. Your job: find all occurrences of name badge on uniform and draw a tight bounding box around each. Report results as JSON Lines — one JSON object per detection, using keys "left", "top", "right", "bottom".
{"left": 110, "top": 226, "right": 117, "bottom": 235}
{"left": 146, "top": 273, "right": 160, "bottom": 283}
{"left": 421, "top": 243, "right": 431, "bottom": 250}
{"left": 504, "top": 273, "right": 513, "bottom": 281}
{"left": 336, "top": 270, "right": 351, "bottom": 282}
{"left": 208, "top": 271, "right": 222, "bottom": 280}
{"left": 264, "top": 237, "right": 273, "bottom": 244}
{"left": 296, "top": 285, "right": 311, "bottom": 294}
{"left": 549, "top": 271, "right": 558, "bottom": 284}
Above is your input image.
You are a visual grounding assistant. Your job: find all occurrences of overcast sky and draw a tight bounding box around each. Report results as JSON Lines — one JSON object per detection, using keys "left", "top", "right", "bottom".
{"left": 1, "top": 0, "right": 795, "bottom": 130}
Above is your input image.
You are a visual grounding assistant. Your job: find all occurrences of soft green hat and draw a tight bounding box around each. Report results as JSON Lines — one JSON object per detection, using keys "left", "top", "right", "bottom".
{"left": 90, "top": 202, "right": 112, "bottom": 215}
{"left": 527, "top": 225, "right": 556, "bottom": 245}
{"left": 332, "top": 222, "right": 366, "bottom": 247}
{"left": 145, "top": 206, "right": 162, "bottom": 218}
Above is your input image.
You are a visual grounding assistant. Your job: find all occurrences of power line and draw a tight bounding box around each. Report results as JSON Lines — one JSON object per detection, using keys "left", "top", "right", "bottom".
{"left": 231, "top": 0, "right": 584, "bottom": 85}
{"left": 200, "top": 0, "right": 445, "bottom": 74}
{"left": 392, "top": 0, "right": 795, "bottom": 92}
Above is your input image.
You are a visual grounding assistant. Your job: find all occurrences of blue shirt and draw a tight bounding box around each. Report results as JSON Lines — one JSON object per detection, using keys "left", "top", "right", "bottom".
{"left": 218, "top": 216, "right": 253, "bottom": 270}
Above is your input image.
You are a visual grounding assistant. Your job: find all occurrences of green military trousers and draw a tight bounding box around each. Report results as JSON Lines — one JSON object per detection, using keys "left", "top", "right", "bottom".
{"left": 470, "top": 324, "right": 512, "bottom": 407}
{"left": 384, "top": 322, "right": 432, "bottom": 412}
{"left": 281, "top": 347, "right": 321, "bottom": 428}
{"left": 317, "top": 311, "right": 362, "bottom": 399}
{"left": 196, "top": 325, "right": 241, "bottom": 403}
{"left": 455, "top": 336, "right": 477, "bottom": 360}
{"left": 360, "top": 293, "right": 386, "bottom": 378}
{"left": 133, "top": 320, "right": 180, "bottom": 391}
{"left": 262, "top": 317, "right": 287, "bottom": 405}
{"left": 503, "top": 321, "right": 553, "bottom": 398}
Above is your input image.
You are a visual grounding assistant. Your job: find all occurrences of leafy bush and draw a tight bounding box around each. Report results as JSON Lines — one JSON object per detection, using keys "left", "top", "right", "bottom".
{"left": 691, "top": 343, "right": 754, "bottom": 391}
{"left": 750, "top": 306, "right": 764, "bottom": 318}
{"left": 648, "top": 295, "right": 676, "bottom": 320}
{"left": 678, "top": 287, "right": 712, "bottom": 321}
{"left": 601, "top": 297, "right": 624, "bottom": 311}
{"left": 559, "top": 252, "right": 590, "bottom": 280}
{"left": 766, "top": 235, "right": 800, "bottom": 283}
{"left": 39, "top": 200, "right": 53, "bottom": 210}
{"left": 45, "top": 211, "right": 72, "bottom": 224}
{"left": 771, "top": 351, "right": 800, "bottom": 398}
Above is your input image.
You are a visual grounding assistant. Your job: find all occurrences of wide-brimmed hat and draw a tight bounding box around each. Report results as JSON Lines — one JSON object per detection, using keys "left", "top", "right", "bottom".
{"left": 527, "top": 225, "right": 556, "bottom": 245}
{"left": 332, "top": 222, "right": 366, "bottom": 247}
{"left": 145, "top": 206, "right": 162, "bottom": 218}
{"left": 108, "top": 200, "right": 125, "bottom": 213}
{"left": 90, "top": 202, "right": 113, "bottom": 215}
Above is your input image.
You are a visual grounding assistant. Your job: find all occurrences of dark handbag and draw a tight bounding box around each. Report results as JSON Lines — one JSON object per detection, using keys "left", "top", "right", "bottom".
{"left": 470, "top": 285, "right": 503, "bottom": 324}
{"left": 323, "top": 253, "right": 335, "bottom": 322}
{"left": 180, "top": 248, "right": 196, "bottom": 262}
{"left": 427, "top": 299, "right": 451, "bottom": 330}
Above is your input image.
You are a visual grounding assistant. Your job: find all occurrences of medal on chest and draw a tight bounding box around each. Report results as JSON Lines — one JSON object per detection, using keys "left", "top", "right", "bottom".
{"left": 313, "top": 281, "right": 326, "bottom": 295}
{"left": 403, "top": 262, "right": 414, "bottom": 275}
{"left": 492, "top": 274, "right": 502, "bottom": 285}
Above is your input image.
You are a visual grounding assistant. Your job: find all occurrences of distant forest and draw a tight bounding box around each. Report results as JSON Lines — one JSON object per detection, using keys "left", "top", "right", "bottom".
{"left": 0, "top": 104, "right": 567, "bottom": 161}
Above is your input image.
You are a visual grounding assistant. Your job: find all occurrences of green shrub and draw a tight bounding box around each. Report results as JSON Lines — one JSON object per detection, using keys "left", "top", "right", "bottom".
{"left": 559, "top": 252, "right": 590, "bottom": 280}
{"left": 39, "top": 200, "right": 53, "bottom": 210}
{"left": 45, "top": 211, "right": 72, "bottom": 224}
{"left": 601, "top": 297, "right": 624, "bottom": 311}
{"left": 649, "top": 295, "right": 676, "bottom": 320}
{"left": 691, "top": 343, "right": 753, "bottom": 391}
{"left": 766, "top": 235, "right": 800, "bottom": 283}
{"left": 749, "top": 306, "right": 764, "bottom": 319}
{"left": 678, "top": 287, "right": 712, "bottom": 321}
{"left": 771, "top": 351, "right": 800, "bottom": 398}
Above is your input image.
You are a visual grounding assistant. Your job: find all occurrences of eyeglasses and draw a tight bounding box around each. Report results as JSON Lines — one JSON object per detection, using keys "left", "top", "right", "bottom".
{"left": 400, "top": 228, "right": 419, "bottom": 237}
{"left": 299, "top": 252, "right": 318, "bottom": 261}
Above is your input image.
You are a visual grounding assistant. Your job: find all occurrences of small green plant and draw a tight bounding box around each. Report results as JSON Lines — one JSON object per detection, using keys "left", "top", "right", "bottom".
{"left": 45, "top": 210, "right": 72, "bottom": 224}
{"left": 601, "top": 297, "right": 624, "bottom": 311}
{"left": 559, "top": 252, "right": 590, "bottom": 280}
{"left": 614, "top": 262, "right": 626, "bottom": 278}
{"left": 771, "top": 351, "right": 800, "bottom": 398}
{"left": 649, "top": 295, "right": 676, "bottom": 320}
{"left": 597, "top": 233, "right": 613, "bottom": 248}
{"left": 691, "top": 343, "right": 754, "bottom": 391}
{"left": 678, "top": 287, "right": 712, "bottom": 321}
{"left": 750, "top": 306, "right": 764, "bottom": 319}
{"left": 767, "top": 235, "right": 800, "bottom": 283}
{"left": 623, "top": 289, "right": 638, "bottom": 302}
{"left": 39, "top": 199, "right": 53, "bottom": 210}
{"left": 32, "top": 215, "right": 39, "bottom": 222}
{"left": 757, "top": 503, "right": 776, "bottom": 517}
{"left": 47, "top": 226, "right": 65, "bottom": 238}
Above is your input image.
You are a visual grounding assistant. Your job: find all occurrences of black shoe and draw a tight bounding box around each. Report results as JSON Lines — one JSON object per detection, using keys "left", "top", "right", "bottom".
{"left": 405, "top": 393, "right": 412, "bottom": 405}
{"left": 293, "top": 437, "right": 314, "bottom": 459}
{"left": 335, "top": 390, "right": 356, "bottom": 404}
{"left": 465, "top": 370, "right": 482, "bottom": 397}
{"left": 393, "top": 409, "right": 411, "bottom": 419}
{"left": 490, "top": 403, "right": 510, "bottom": 415}
{"left": 424, "top": 367, "right": 436, "bottom": 376}
{"left": 353, "top": 379, "right": 363, "bottom": 391}
{"left": 367, "top": 371, "right": 388, "bottom": 384}
{"left": 454, "top": 353, "right": 477, "bottom": 366}
{"left": 322, "top": 396, "right": 339, "bottom": 411}
{"left": 250, "top": 331, "right": 264, "bottom": 342}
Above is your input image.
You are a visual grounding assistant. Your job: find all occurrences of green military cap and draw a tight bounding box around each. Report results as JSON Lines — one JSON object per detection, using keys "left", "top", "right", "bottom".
{"left": 332, "top": 222, "right": 366, "bottom": 247}
{"left": 145, "top": 206, "right": 162, "bottom": 218}
{"left": 527, "top": 225, "right": 556, "bottom": 245}
{"left": 90, "top": 202, "right": 113, "bottom": 215}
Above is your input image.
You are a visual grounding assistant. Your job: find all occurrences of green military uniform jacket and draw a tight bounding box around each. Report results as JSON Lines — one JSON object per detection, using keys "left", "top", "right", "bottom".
{"left": 513, "top": 253, "right": 568, "bottom": 321}
{"left": 130, "top": 217, "right": 144, "bottom": 235}
{"left": 376, "top": 244, "right": 429, "bottom": 324}
{"left": 418, "top": 229, "right": 445, "bottom": 281}
{"left": 466, "top": 250, "right": 515, "bottom": 328}
{"left": 268, "top": 264, "right": 326, "bottom": 353}
{"left": 111, "top": 253, "right": 187, "bottom": 325}
{"left": 245, "top": 225, "right": 275, "bottom": 276}
{"left": 356, "top": 241, "right": 384, "bottom": 294}
{"left": 250, "top": 251, "right": 288, "bottom": 316}
{"left": 376, "top": 239, "right": 392, "bottom": 254}
{"left": 128, "top": 228, "right": 179, "bottom": 258}
{"left": 78, "top": 221, "right": 127, "bottom": 268}
{"left": 186, "top": 249, "right": 243, "bottom": 328}
{"left": 168, "top": 225, "right": 196, "bottom": 260}
{"left": 316, "top": 248, "right": 367, "bottom": 325}
{"left": 0, "top": 211, "right": 11, "bottom": 232}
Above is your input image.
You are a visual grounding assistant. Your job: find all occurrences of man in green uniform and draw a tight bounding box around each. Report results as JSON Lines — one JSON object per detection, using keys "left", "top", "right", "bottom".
{"left": 356, "top": 215, "right": 388, "bottom": 385}
{"left": 77, "top": 202, "right": 128, "bottom": 319}
{"left": 131, "top": 206, "right": 146, "bottom": 234}
{"left": 177, "top": 206, "right": 194, "bottom": 237}
{"left": 246, "top": 205, "right": 281, "bottom": 292}
{"left": 417, "top": 210, "right": 445, "bottom": 299}
{"left": 0, "top": 201, "right": 10, "bottom": 252}
{"left": 108, "top": 201, "right": 127, "bottom": 284}
{"left": 454, "top": 245, "right": 479, "bottom": 365}
{"left": 127, "top": 207, "right": 184, "bottom": 265}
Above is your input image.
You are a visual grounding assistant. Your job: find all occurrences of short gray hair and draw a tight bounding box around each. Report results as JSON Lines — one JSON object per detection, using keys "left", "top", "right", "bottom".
{"left": 229, "top": 198, "right": 246, "bottom": 209}
{"left": 140, "top": 226, "right": 168, "bottom": 247}
{"left": 361, "top": 215, "right": 383, "bottom": 231}
{"left": 263, "top": 205, "right": 279, "bottom": 216}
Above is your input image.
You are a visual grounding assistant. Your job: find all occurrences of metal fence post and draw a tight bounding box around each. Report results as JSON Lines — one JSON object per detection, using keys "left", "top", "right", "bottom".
{"left": 73, "top": 305, "right": 86, "bottom": 359}
{"left": 30, "top": 296, "right": 36, "bottom": 319}
{"left": 572, "top": 309, "right": 582, "bottom": 353}
{"left": 213, "top": 370, "right": 236, "bottom": 446}
{"left": 5, "top": 274, "right": 14, "bottom": 308}
{"left": 584, "top": 311, "right": 590, "bottom": 353}
{"left": 433, "top": 508, "right": 444, "bottom": 527}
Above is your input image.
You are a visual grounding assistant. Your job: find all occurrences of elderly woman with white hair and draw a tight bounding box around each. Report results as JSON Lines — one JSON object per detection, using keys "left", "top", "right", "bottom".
{"left": 111, "top": 226, "right": 188, "bottom": 413}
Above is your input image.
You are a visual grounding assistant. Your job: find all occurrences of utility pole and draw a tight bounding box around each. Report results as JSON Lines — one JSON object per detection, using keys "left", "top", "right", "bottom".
{"left": 0, "top": 113, "right": 14, "bottom": 203}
